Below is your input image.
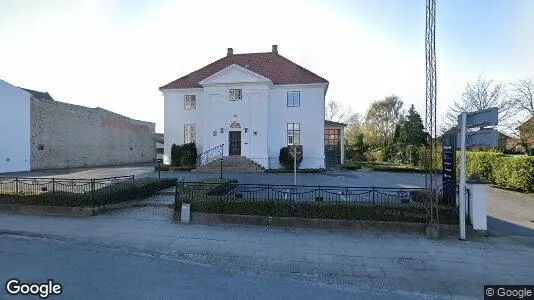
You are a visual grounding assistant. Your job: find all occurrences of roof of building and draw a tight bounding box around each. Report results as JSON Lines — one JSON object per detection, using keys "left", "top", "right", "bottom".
{"left": 20, "top": 88, "right": 55, "bottom": 101}
{"left": 160, "top": 46, "right": 328, "bottom": 90}
{"left": 325, "top": 120, "right": 347, "bottom": 127}
{"left": 518, "top": 116, "right": 534, "bottom": 130}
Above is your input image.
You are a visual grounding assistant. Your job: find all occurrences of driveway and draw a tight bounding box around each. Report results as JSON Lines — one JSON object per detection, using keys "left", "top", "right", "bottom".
{"left": 487, "top": 187, "right": 534, "bottom": 237}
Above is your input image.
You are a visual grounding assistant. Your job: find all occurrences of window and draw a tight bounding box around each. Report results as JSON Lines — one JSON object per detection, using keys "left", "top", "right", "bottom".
{"left": 324, "top": 129, "right": 340, "bottom": 146}
{"left": 229, "top": 89, "right": 242, "bottom": 101}
{"left": 287, "top": 91, "right": 300, "bottom": 107}
{"left": 287, "top": 123, "right": 300, "bottom": 145}
{"left": 156, "top": 148, "right": 164, "bottom": 154}
{"left": 184, "top": 124, "right": 196, "bottom": 143}
{"left": 184, "top": 95, "right": 196, "bottom": 110}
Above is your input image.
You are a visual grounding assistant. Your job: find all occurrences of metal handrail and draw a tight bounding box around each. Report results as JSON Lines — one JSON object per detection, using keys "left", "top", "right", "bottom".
{"left": 196, "top": 144, "right": 224, "bottom": 167}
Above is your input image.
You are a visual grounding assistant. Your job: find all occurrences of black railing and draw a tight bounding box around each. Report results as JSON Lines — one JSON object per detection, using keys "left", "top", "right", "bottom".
{"left": 196, "top": 144, "right": 224, "bottom": 167}
{"left": 175, "top": 182, "right": 451, "bottom": 206}
{"left": 0, "top": 176, "right": 135, "bottom": 207}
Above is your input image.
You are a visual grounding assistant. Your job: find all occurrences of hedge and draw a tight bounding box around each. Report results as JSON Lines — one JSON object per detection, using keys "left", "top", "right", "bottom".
{"left": 0, "top": 179, "right": 177, "bottom": 207}
{"left": 175, "top": 199, "right": 458, "bottom": 224}
{"left": 464, "top": 152, "right": 534, "bottom": 192}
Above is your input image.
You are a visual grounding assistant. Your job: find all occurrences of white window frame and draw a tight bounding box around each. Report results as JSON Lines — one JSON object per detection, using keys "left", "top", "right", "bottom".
{"left": 287, "top": 123, "right": 300, "bottom": 145}
{"left": 229, "top": 89, "right": 242, "bottom": 101}
{"left": 184, "top": 124, "right": 196, "bottom": 144}
{"left": 184, "top": 95, "right": 196, "bottom": 110}
{"left": 287, "top": 91, "right": 300, "bottom": 107}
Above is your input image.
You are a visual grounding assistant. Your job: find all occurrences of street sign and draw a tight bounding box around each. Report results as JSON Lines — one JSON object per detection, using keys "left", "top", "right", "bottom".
{"left": 456, "top": 129, "right": 498, "bottom": 148}
{"left": 442, "top": 134, "right": 456, "bottom": 206}
{"left": 457, "top": 107, "right": 498, "bottom": 241}
{"left": 457, "top": 107, "right": 498, "bottom": 128}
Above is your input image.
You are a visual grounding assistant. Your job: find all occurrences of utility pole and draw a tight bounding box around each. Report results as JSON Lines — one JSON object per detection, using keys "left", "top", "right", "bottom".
{"left": 425, "top": 0, "right": 439, "bottom": 237}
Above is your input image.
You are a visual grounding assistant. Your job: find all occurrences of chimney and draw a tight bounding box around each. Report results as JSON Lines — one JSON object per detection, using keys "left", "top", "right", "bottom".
{"left": 272, "top": 45, "right": 278, "bottom": 54}
{"left": 227, "top": 48, "right": 233, "bottom": 56}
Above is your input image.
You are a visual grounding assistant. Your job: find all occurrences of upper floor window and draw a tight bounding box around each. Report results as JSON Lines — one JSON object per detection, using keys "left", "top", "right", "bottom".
{"left": 229, "top": 89, "right": 242, "bottom": 101}
{"left": 287, "top": 91, "right": 300, "bottom": 107}
{"left": 184, "top": 124, "right": 196, "bottom": 144}
{"left": 184, "top": 95, "right": 196, "bottom": 110}
{"left": 287, "top": 123, "right": 300, "bottom": 145}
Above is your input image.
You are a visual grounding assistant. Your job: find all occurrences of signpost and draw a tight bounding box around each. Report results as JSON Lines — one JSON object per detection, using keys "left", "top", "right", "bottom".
{"left": 442, "top": 134, "right": 456, "bottom": 206}
{"left": 457, "top": 107, "right": 498, "bottom": 241}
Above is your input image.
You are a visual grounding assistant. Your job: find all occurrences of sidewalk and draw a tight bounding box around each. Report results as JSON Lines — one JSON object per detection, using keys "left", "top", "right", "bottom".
{"left": 1, "top": 206, "right": 533, "bottom": 299}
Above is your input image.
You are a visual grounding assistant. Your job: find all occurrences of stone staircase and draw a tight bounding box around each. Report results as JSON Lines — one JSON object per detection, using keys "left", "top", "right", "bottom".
{"left": 193, "top": 156, "right": 265, "bottom": 172}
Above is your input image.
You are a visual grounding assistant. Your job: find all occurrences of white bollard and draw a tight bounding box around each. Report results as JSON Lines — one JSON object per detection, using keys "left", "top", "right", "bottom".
{"left": 181, "top": 203, "right": 191, "bottom": 223}
{"left": 467, "top": 183, "right": 488, "bottom": 232}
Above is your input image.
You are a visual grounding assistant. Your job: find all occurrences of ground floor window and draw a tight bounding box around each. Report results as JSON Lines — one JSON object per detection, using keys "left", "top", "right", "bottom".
{"left": 184, "top": 124, "right": 196, "bottom": 143}
{"left": 287, "top": 123, "right": 300, "bottom": 145}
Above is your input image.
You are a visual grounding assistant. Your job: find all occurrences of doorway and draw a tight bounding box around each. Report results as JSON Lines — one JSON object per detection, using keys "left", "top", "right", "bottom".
{"left": 229, "top": 131, "right": 241, "bottom": 156}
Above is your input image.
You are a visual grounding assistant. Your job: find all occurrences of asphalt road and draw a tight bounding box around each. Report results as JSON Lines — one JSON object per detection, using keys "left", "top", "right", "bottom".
{"left": 0, "top": 235, "right": 430, "bottom": 300}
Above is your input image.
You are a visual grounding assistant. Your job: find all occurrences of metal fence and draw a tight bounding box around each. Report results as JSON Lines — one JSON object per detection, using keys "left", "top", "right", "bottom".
{"left": 175, "top": 182, "right": 453, "bottom": 206}
{"left": 0, "top": 175, "right": 135, "bottom": 196}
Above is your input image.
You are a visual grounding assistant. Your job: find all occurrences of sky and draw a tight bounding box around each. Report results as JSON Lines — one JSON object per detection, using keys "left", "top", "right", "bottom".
{"left": 1, "top": 0, "right": 533, "bottom": 133}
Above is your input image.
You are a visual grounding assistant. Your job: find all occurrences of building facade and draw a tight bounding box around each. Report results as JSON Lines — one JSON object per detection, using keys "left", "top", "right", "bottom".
{"left": 161, "top": 45, "right": 339, "bottom": 169}
{"left": 0, "top": 79, "right": 156, "bottom": 173}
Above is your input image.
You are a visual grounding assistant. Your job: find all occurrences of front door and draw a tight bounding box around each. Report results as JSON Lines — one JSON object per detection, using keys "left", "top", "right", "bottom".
{"left": 229, "top": 131, "right": 241, "bottom": 156}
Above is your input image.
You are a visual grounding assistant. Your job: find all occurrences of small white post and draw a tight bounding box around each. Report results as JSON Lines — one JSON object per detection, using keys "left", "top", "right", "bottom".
{"left": 294, "top": 146, "right": 297, "bottom": 185}
{"left": 459, "top": 112, "right": 467, "bottom": 241}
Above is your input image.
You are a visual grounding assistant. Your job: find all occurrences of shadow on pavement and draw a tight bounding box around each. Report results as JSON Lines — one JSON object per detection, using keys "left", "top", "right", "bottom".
{"left": 487, "top": 216, "right": 534, "bottom": 237}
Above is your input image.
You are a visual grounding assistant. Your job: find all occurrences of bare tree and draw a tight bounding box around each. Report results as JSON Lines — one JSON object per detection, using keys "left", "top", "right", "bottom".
{"left": 511, "top": 77, "right": 534, "bottom": 118}
{"left": 444, "top": 75, "right": 518, "bottom": 129}
{"left": 325, "top": 100, "right": 352, "bottom": 123}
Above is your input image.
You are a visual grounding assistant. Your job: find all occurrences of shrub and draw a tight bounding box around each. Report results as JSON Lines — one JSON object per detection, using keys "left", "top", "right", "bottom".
{"left": 341, "top": 158, "right": 361, "bottom": 170}
{"left": 175, "top": 198, "right": 458, "bottom": 224}
{"left": 0, "top": 179, "right": 177, "bottom": 208}
{"left": 171, "top": 143, "right": 197, "bottom": 167}
{"left": 279, "top": 146, "right": 303, "bottom": 170}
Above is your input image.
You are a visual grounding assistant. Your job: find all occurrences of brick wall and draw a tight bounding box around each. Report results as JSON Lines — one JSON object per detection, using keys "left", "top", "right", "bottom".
{"left": 30, "top": 99, "right": 155, "bottom": 170}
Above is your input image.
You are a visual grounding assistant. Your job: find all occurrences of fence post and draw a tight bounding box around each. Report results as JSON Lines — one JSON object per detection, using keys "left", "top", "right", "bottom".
{"left": 372, "top": 186, "right": 375, "bottom": 204}
{"left": 91, "top": 178, "right": 95, "bottom": 209}
{"left": 52, "top": 178, "right": 56, "bottom": 195}
{"left": 15, "top": 177, "right": 19, "bottom": 194}
{"left": 132, "top": 175, "right": 135, "bottom": 187}
{"left": 175, "top": 179, "right": 180, "bottom": 203}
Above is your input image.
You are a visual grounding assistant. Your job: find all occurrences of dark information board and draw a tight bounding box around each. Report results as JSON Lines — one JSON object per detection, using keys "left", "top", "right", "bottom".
{"left": 442, "top": 134, "right": 456, "bottom": 206}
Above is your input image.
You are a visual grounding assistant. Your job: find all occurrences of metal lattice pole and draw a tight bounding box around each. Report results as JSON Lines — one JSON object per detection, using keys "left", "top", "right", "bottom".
{"left": 425, "top": 0, "right": 439, "bottom": 237}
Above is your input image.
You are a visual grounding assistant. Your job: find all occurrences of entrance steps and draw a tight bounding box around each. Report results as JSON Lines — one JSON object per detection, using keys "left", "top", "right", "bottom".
{"left": 193, "top": 156, "right": 265, "bottom": 172}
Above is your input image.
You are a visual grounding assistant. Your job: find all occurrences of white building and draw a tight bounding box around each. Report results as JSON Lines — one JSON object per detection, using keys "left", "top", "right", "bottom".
{"left": 160, "top": 45, "right": 345, "bottom": 170}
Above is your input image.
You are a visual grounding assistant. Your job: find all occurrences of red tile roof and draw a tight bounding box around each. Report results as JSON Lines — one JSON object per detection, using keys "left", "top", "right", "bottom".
{"left": 159, "top": 51, "right": 328, "bottom": 90}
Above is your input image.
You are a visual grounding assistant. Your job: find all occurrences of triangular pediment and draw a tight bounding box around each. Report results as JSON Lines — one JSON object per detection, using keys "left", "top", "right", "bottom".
{"left": 199, "top": 64, "right": 272, "bottom": 86}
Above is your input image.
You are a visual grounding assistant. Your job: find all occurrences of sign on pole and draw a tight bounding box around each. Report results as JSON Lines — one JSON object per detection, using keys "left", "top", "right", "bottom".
{"left": 442, "top": 134, "right": 456, "bottom": 206}
{"left": 457, "top": 107, "right": 498, "bottom": 128}
{"left": 456, "top": 129, "right": 499, "bottom": 148}
{"left": 457, "top": 107, "right": 498, "bottom": 241}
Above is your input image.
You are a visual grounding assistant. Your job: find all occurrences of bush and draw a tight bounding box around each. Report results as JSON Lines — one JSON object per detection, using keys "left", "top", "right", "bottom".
{"left": 0, "top": 179, "right": 177, "bottom": 208}
{"left": 491, "top": 156, "right": 534, "bottom": 192}
{"left": 341, "top": 158, "right": 361, "bottom": 170}
{"left": 171, "top": 143, "right": 197, "bottom": 167}
{"left": 279, "top": 146, "right": 303, "bottom": 170}
{"left": 175, "top": 198, "right": 458, "bottom": 224}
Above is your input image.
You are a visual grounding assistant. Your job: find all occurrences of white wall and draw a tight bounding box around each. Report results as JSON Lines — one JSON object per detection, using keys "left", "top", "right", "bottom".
{"left": 163, "top": 88, "right": 202, "bottom": 165}
{"left": 0, "top": 80, "right": 31, "bottom": 173}
{"left": 268, "top": 84, "right": 326, "bottom": 169}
